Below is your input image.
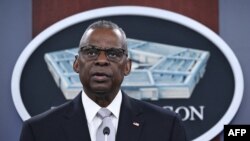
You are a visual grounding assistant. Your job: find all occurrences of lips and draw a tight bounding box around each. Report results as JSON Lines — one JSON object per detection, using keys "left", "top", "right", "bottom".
{"left": 91, "top": 72, "right": 111, "bottom": 82}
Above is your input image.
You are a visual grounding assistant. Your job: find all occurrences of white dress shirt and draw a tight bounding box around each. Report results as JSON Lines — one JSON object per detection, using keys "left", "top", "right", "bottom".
{"left": 81, "top": 90, "right": 122, "bottom": 141}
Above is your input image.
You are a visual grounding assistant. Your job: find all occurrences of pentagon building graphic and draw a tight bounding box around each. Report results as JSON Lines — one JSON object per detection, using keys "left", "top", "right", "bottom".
{"left": 44, "top": 38, "right": 210, "bottom": 100}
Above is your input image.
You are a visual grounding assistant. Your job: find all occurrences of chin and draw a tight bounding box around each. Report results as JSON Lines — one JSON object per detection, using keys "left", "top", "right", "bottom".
{"left": 90, "top": 82, "right": 111, "bottom": 92}
{"left": 92, "top": 86, "right": 111, "bottom": 94}
{"left": 93, "top": 91, "right": 111, "bottom": 99}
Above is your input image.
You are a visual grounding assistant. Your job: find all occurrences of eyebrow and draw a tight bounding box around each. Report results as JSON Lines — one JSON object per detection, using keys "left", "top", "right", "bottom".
{"left": 80, "top": 44, "right": 124, "bottom": 50}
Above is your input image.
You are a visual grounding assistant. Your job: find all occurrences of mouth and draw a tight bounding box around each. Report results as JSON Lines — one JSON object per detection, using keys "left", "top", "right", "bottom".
{"left": 91, "top": 72, "right": 111, "bottom": 82}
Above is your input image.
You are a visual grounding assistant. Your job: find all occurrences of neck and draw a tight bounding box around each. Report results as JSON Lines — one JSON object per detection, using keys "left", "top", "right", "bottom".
{"left": 84, "top": 90, "right": 119, "bottom": 107}
{"left": 94, "top": 93, "right": 113, "bottom": 107}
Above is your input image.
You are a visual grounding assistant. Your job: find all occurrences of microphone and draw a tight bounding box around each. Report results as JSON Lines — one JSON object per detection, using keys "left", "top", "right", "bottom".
{"left": 103, "top": 127, "right": 110, "bottom": 141}
{"left": 103, "top": 127, "right": 110, "bottom": 135}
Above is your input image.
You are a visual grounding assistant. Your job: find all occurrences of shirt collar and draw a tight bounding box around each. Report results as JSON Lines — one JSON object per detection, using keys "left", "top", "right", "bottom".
{"left": 81, "top": 90, "right": 122, "bottom": 123}
{"left": 106, "top": 90, "right": 122, "bottom": 119}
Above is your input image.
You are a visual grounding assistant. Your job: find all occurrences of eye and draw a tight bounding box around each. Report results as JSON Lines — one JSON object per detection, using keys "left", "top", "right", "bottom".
{"left": 107, "top": 49, "right": 124, "bottom": 58}
{"left": 85, "top": 48, "right": 98, "bottom": 57}
{"left": 107, "top": 50, "right": 118, "bottom": 58}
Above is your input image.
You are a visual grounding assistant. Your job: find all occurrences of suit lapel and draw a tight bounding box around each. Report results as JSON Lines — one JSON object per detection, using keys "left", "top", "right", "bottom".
{"left": 116, "top": 93, "right": 144, "bottom": 141}
{"left": 61, "top": 94, "right": 91, "bottom": 141}
{"left": 60, "top": 92, "right": 144, "bottom": 141}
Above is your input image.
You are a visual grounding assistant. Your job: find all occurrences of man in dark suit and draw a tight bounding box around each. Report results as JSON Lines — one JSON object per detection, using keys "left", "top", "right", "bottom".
{"left": 20, "top": 20, "right": 188, "bottom": 141}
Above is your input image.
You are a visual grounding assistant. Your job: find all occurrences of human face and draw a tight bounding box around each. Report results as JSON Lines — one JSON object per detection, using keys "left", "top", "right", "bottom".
{"left": 74, "top": 28, "right": 131, "bottom": 99}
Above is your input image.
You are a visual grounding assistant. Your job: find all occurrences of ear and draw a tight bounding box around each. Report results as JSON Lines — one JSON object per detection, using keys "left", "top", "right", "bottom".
{"left": 124, "top": 58, "right": 132, "bottom": 76}
{"left": 73, "top": 55, "right": 79, "bottom": 73}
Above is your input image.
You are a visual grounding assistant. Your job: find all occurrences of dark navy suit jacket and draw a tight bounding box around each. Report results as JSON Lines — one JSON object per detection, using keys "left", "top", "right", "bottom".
{"left": 20, "top": 92, "right": 188, "bottom": 141}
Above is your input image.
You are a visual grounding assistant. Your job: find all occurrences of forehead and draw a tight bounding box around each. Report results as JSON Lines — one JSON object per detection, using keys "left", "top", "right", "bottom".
{"left": 82, "top": 28, "right": 123, "bottom": 47}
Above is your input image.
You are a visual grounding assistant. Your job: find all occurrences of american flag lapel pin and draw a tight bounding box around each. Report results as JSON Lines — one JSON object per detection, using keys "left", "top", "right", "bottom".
{"left": 133, "top": 122, "right": 140, "bottom": 127}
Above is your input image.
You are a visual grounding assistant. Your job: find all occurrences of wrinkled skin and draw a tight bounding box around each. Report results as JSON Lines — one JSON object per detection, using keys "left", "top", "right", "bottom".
{"left": 73, "top": 28, "right": 131, "bottom": 107}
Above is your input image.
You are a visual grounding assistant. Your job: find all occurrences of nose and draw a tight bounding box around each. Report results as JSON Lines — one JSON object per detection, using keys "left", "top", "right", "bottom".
{"left": 94, "top": 51, "right": 109, "bottom": 66}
